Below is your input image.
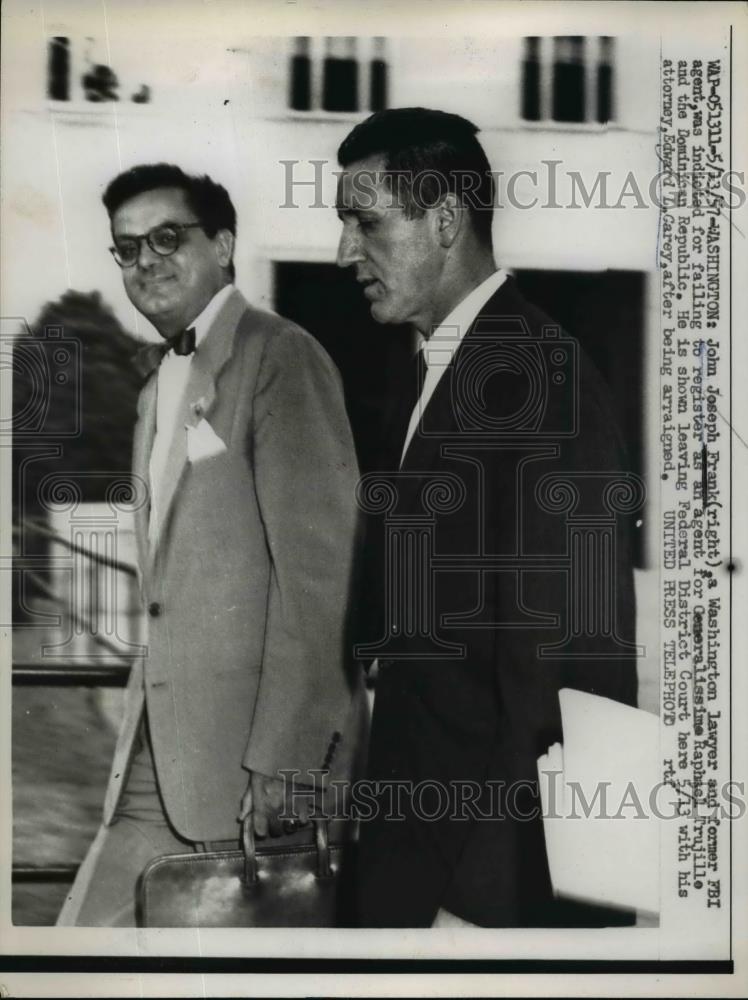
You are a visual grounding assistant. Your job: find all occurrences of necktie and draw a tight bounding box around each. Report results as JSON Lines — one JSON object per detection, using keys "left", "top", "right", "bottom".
{"left": 382, "top": 347, "right": 427, "bottom": 471}
{"left": 133, "top": 327, "right": 196, "bottom": 378}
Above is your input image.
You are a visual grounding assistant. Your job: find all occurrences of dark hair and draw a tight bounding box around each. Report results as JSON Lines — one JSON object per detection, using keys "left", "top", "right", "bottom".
{"left": 103, "top": 163, "right": 237, "bottom": 279}
{"left": 337, "top": 107, "right": 495, "bottom": 247}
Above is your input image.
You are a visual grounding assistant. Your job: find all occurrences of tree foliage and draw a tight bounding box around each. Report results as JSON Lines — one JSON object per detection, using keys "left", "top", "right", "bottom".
{"left": 13, "top": 289, "right": 145, "bottom": 511}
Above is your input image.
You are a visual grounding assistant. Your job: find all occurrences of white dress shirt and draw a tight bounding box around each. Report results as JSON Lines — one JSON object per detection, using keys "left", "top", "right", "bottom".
{"left": 148, "top": 283, "right": 234, "bottom": 541}
{"left": 400, "top": 268, "right": 508, "bottom": 464}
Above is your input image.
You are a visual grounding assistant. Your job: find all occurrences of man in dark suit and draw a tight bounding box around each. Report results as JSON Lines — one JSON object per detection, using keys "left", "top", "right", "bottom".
{"left": 335, "top": 108, "right": 639, "bottom": 927}
{"left": 59, "top": 163, "right": 365, "bottom": 925}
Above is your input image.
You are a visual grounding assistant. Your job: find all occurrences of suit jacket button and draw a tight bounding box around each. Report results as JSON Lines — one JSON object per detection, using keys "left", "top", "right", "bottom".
{"left": 148, "top": 602, "right": 162, "bottom": 617}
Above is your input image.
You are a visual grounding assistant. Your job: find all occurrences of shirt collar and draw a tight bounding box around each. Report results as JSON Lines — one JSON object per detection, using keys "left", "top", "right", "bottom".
{"left": 190, "top": 283, "right": 235, "bottom": 347}
{"left": 420, "top": 268, "right": 508, "bottom": 369}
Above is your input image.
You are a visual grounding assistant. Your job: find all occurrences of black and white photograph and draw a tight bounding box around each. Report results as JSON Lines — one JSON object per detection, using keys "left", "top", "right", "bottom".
{"left": 1, "top": 0, "right": 746, "bottom": 996}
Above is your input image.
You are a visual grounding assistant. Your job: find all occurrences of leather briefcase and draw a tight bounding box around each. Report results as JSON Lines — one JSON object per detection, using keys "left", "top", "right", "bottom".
{"left": 136, "top": 819, "right": 355, "bottom": 927}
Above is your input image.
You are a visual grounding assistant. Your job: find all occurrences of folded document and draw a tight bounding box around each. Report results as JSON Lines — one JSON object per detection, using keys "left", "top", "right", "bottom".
{"left": 537, "top": 688, "right": 661, "bottom": 915}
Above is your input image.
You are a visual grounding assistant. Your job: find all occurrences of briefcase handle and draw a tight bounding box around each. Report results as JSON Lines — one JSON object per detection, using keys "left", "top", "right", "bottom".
{"left": 240, "top": 817, "right": 332, "bottom": 885}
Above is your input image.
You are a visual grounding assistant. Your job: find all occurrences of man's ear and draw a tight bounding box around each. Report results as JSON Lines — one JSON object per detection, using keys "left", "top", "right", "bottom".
{"left": 435, "top": 193, "right": 461, "bottom": 248}
{"left": 214, "top": 228, "right": 235, "bottom": 269}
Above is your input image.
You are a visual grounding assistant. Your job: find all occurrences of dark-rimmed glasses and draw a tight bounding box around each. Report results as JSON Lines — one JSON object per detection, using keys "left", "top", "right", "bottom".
{"left": 109, "top": 222, "right": 205, "bottom": 267}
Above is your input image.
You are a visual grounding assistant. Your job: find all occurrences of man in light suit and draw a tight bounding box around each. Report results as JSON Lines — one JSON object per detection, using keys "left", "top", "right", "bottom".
{"left": 59, "top": 163, "right": 364, "bottom": 926}
{"left": 335, "top": 109, "right": 638, "bottom": 927}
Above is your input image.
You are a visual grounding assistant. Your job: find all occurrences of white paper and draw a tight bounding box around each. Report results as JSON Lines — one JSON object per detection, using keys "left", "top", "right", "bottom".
{"left": 538, "top": 688, "right": 662, "bottom": 914}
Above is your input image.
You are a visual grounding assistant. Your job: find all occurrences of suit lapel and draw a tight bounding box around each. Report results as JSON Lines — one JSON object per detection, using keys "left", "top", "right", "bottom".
{"left": 399, "top": 376, "right": 456, "bottom": 475}
{"left": 147, "top": 288, "right": 248, "bottom": 567}
{"left": 132, "top": 374, "right": 157, "bottom": 572}
{"left": 396, "top": 278, "right": 524, "bottom": 510}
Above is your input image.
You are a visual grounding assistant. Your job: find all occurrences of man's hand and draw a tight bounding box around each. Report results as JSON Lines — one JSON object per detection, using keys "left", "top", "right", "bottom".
{"left": 238, "top": 770, "right": 313, "bottom": 838}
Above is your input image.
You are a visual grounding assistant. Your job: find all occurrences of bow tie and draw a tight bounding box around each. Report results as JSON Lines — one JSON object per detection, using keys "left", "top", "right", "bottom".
{"left": 133, "top": 327, "right": 196, "bottom": 378}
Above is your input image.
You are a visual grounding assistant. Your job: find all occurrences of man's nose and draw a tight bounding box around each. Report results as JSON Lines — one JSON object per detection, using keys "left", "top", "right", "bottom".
{"left": 136, "top": 238, "right": 161, "bottom": 269}
{"left": 336, "top": 226, "right": 363, "bottom": 269}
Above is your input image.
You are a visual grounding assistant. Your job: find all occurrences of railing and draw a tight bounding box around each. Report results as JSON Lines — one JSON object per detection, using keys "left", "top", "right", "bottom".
{"left": 12, "top": 661, "right": 132, "bottom": 687}
{"left": 12, "top": 509, "right": 144, "bottom": 900}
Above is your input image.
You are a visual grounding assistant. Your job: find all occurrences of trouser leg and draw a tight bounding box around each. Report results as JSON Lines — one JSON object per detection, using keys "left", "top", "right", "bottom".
{"left": 56, "top": 721, "right": 190, "bottom": 927}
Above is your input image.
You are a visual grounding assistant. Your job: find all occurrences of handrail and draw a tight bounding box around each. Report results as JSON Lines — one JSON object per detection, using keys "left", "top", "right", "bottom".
{"left": 18, "top": 566, "right": 144, "bottom": 660}
{"left": 12, "top": 660, "right": 133, "bottom": 686}
{"left": 14, "top": 518, "right": 138, "bottom": 577}
{"left": 13, "top": 865, "right": 80, "bottom": 884}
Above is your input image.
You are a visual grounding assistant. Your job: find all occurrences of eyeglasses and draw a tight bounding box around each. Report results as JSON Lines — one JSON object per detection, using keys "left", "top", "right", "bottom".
{"left": 109, "top": 222, "right": 204, "bottom": 267}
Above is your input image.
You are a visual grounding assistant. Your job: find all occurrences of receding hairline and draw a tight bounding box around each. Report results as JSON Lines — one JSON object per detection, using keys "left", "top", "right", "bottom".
{"left": 109, "top": 185, "right": 193, "bottom": 220}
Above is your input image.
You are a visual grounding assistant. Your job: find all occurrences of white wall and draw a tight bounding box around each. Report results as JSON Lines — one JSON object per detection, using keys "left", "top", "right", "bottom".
{"left": 2, "top": 6, "right": 661, "bottom": 337}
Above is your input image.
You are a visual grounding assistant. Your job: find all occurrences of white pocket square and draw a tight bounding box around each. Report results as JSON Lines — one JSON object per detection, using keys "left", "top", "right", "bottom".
{"left": 186, "top": 418, "right": 227, "bottom": 463}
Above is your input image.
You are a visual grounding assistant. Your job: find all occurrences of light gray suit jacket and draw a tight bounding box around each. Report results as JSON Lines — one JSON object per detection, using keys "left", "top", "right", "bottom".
{"left": 103, "top": 288, "right": 365, "bottom": 843}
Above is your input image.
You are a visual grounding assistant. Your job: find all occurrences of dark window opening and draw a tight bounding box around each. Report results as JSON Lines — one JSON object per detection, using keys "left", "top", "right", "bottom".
{"left": 597, "top": 36, "right": 614, "bottom": 123}
{"left": 47, "top": 37, "right": 70, "bottom": 101}
{"left": 513, "top": 268, "right": 646, "bottom": 565}
{"left": 369, "top": 37, "right": 388, "bottom": 112}
{"left": 521, "top": 37, "right": 541, "bottom": 122}
{"left": 322, "top": 37, "right": 358, "bottom": 113}
{"left": 274, "top": 262, "right": 411, "bottom": 474}
{"left": 289, "top": 36, "right": 311, "bottom": 111}
{"left": 552, "top": 36, "right": 586, "bottom": 123}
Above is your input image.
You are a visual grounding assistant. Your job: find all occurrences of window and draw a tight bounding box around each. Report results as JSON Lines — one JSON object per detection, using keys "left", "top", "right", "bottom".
{"left": 521, "top": 36, "right": 614, "bottom": 125}
{"left": 512, "top": 268, "right": 645, "bottom": 565}
{"left": 274, "top": 261, "right": 410, "bottom": 472}
{"left": 45, "top": 35, "right": 151, "bottom": 104}
{"left": 47, "top": 37, "right": 71, "bottom": 101}
{"left": 288, "top": 37, "right": 388, "bottom": 114}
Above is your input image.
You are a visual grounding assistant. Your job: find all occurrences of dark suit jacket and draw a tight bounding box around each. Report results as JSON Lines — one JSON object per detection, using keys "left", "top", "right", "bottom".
{"left": 356, "top": 276, "right": 639, "bottom": 927}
